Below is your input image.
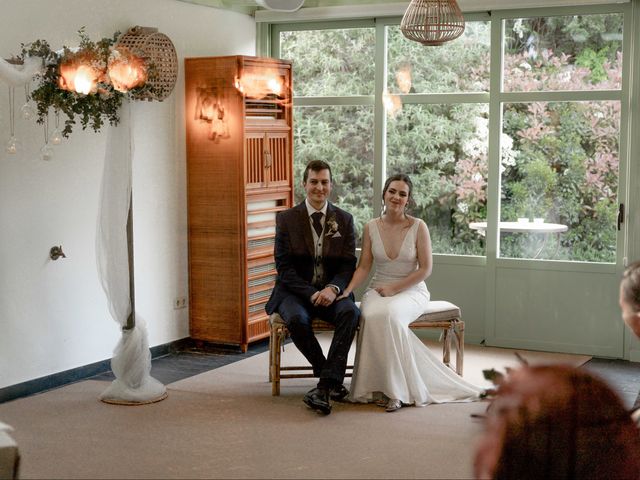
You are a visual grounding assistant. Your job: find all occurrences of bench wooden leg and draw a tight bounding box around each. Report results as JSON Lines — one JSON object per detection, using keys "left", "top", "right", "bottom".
{"left": 442, "top": 327, "right": 452, "bottom": 367}
{"left": 454, "top": 322, "right": 464, "bottom": 376}
{"left": 268, "top": 329, "right": 273, "bottom": 383}
{"left": 270, "top": 326, "right": 283, "bottom": 396}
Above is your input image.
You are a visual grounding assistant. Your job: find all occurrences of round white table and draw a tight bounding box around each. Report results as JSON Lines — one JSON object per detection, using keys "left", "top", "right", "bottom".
{"left": 469, "top": 221, "right": 568, "bottom": 258}
{"left": 469, "top": 221, "right": 568, "bottom": 234}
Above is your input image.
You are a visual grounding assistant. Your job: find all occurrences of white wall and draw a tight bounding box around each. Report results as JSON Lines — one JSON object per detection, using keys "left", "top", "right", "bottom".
{"left": 0, "top": 0, "right": 256, "bottom": 389}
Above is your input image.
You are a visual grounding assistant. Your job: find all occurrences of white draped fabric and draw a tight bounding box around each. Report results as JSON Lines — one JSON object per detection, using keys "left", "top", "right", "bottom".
{"left": 96, "top": 100, "right": 166, "bottom": 404}
{"left": 0, "top": 56, "right": 42, "bottom": 86}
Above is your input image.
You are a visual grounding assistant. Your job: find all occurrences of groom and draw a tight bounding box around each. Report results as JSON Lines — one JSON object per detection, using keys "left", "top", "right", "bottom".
{"left": 266, "top": 160, "right": 360, "bottom": 415}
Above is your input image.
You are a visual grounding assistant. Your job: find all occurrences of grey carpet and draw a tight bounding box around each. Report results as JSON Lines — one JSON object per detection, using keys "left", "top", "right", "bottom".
{"left": 0, "top": 337, "right": 590, "bottom": 479}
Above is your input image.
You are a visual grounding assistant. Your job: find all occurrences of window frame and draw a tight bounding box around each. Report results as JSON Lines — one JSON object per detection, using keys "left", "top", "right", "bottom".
{"left": 267, "top": 3, "right": 631, "bottom": 272}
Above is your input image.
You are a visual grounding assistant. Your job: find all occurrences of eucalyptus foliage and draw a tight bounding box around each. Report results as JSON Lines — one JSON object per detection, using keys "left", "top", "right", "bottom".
{"left": 18, "top": 28, "right": 154, "bottom": 138}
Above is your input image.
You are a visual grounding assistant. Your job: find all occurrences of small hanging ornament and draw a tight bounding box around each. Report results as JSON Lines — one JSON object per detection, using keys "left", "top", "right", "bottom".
{"left": 50, "top": 110, "right": 63, "bottom": 145}
{"left": 40, "top": 113, "right": 54, "bottom": 161}
{"left": 400, "top": 0, "right": 465, "bottom": 46}
{"left": 5, "top": 136, "right": 20, "bottom": 154}
{"left": 5, "top": 86, "right": 21, "bottom": 154}
{"left": 20, "top": 83, "right": 36, "bottom": 120}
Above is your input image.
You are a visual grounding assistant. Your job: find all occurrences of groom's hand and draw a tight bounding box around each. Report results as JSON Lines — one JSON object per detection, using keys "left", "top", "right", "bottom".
{"left": 312, "top": 287, "right": 338, "bottom": 307}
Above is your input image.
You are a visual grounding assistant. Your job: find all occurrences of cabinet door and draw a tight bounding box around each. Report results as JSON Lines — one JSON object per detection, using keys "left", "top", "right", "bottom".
{"left": 245, "top": 131, "right": 291, "bottom": 190}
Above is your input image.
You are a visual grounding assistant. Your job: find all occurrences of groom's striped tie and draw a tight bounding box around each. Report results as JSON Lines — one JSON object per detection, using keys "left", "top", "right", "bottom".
{"left": 311, "top": 211, "right": 323, "bottom": 237}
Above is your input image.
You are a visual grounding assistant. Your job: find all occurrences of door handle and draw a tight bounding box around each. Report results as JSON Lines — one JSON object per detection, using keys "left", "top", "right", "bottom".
{"left": 617, "top": 203, "right": 624, "bottom": 231}
{"left": 263, "top": 133, "right": 272, "bottom": 168}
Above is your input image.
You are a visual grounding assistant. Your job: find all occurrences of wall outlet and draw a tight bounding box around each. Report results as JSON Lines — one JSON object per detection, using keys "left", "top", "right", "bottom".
{"left": 173, "top": 297, "right": 187, "bottom": 309}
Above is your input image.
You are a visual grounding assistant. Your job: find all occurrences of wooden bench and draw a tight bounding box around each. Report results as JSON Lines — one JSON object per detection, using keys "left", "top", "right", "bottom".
{"left": 268, "top": 300, "right": 464, "bottom": 396}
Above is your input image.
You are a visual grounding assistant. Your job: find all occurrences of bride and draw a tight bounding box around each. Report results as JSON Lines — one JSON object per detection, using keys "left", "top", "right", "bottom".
{"left": 338, "top": 173, "right": 482, "bottom": 412}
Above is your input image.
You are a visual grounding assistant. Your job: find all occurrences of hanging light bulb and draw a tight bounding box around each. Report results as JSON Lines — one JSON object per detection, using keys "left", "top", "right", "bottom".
{"left": 5, "top": 136, "right": 20, "bottom": 154}
{"left": 6, "top": 86, "right": 20, "bottom": 154}
{"left": 50, "top": 111, "right": 63, "bottom": 145}
{"left": 40, "top": 143, "right": 54, "bottom": 161}
{"left": 20, "top": 102, "right": 36, "bottom": 120}
{"left": 20, "top": 83, "right": 36, "bottom": 120}
{"left": 50, "top": 129, "right": 63, "bottom": 146}
{"left": 40, "top": 114, "right": 54, "bottom": 161}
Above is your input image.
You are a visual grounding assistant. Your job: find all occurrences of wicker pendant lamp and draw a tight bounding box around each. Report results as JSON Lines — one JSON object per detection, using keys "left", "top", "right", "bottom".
{"left": 400, "top": 0, "right": 465, "bottom": 46}
{"left": 114, "top": 26, "right": 178, "bottom": 101}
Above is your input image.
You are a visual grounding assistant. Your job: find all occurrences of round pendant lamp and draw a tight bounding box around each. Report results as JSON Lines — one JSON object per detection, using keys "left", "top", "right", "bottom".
{"left": 400, "top": 0, "right": 465, "bottom": 46}
{"left": 256, "top": 0, "right": 304, "bottom": 12}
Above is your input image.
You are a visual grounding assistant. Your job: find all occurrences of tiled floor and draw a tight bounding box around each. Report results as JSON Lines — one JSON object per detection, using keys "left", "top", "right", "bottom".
{"left": 582, "top": 357, "right": 640, "bottom": 410}
{"left": 92, "top": 340, "right": 640, "bottom": 411}
{"left": 91, "top": 339, "right": 270, "bottom": 385}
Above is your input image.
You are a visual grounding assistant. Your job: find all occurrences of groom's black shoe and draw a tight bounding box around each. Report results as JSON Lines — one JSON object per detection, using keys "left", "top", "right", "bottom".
{"left": 303, "top": 387, "right": 331, "bottom": 415}
{"left": 329, "top": 384, "right": 349, "bottom": 402}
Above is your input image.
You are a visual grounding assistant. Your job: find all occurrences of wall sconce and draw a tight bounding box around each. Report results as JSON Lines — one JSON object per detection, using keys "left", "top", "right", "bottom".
{"left": 194, "top": 86, "right": 229, "bottom": 141}
{"left": 234, "top": 67, "right": 285, "bottom": 99}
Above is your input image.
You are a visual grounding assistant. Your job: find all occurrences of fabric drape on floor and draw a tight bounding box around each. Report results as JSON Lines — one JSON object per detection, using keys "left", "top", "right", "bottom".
{"left": 96, "top": 100, "right": 165, "bottom": 403}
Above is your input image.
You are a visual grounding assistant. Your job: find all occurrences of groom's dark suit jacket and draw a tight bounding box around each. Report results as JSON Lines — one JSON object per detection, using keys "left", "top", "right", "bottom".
{"left": 265, "top": 201, "right": 357, "bottom": 314}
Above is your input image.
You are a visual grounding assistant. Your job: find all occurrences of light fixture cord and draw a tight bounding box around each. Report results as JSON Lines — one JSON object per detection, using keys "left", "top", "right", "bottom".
{"left": 43, "top": 112, "right": 49, "bottom": 145}
{"left": 8, "top": 86, "right": 15, "bottom": 137}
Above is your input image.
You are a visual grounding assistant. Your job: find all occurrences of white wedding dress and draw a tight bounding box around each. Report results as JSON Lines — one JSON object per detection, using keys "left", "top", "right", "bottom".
{"left": 349, "top": 219, "right": 483, "bottom": 406}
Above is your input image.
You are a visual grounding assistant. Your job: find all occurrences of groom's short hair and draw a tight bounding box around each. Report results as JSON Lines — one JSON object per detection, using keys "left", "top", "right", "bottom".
{"left": 303, "top": 160, "right": 332, "bottom": 183}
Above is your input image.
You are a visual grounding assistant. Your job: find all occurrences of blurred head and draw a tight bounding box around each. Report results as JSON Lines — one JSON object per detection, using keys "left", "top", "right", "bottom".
{"left": 382, "top": 173, "right": 413, "bottom": 215}
{"left": 474, "top": 364, "right": 640, "bottom": 480}
{"left": 303, "top": 160, "right": 332, "bottom": 210}
{"left": 620, "top": 261, "right": 640, "bottom": 338}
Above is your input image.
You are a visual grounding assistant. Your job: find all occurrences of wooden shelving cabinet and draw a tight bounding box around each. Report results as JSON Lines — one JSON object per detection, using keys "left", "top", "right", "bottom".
{"left": 185, "top": 55, "right": 293, "bottom": 351}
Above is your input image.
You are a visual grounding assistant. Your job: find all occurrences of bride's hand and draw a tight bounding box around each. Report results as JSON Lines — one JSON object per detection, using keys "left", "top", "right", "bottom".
{"left": 374, "top": 286, "right": 396, "bottom": 297}
{"left": 336, "top": 290, "right": 351, "bottom": 301}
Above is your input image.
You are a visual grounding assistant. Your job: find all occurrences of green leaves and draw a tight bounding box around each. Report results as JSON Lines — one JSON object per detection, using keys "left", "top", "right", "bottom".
{"left": 17, "top": 28, "right": 149, "bottom": 138}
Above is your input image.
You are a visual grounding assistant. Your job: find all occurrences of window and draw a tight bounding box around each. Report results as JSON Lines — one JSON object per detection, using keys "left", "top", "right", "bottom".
{"left": 499, "top": 13, "right": 623, "bottom": 261}
{"left": 386, "top": 20, "right": 490, "bottom": 256}
{"left": 278, "top": 25, "right": 375, "bottom": 243}
{"left": 271, "top": 6, "right": 627, "bottom": 264}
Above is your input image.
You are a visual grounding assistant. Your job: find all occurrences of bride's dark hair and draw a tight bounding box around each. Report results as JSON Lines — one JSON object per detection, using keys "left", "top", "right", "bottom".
{"left": 381, "top": 173, "right": 414, "bottom": 214}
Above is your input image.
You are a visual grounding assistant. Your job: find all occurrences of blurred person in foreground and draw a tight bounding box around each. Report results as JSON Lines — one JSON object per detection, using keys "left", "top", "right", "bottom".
{"left": 620, "top": 261, "right": 640, "bottom": 338}
{"left": 620, "top": 260, "right": 640, "bottom": 426}
{"left": 473, "top": 364, "right": 640, "bottom": 480}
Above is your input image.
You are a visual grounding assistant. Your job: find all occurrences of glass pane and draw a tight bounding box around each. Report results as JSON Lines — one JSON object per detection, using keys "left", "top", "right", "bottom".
{"left": 293, "top": 106, "right": 374, "bottom": 245}
{"left": 500, "top": 101, "right": 620, "bottom": 262}
{"left": 387, "top": 103, "right": 489, "bottom": 256}
{"left": 280, "top": 28, "right": 375, "bottom": 97}
{"left": 503, "top": 14, "right": 623, "bottom": 92}
{"left": 387, "top": 21, "right": 490, "bottom": 94}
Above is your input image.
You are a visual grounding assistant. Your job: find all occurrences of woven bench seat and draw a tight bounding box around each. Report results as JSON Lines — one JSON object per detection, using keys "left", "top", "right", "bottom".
{"left": 268, "top": 300, "right": 464, "bottom": 396}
